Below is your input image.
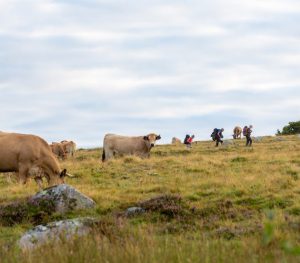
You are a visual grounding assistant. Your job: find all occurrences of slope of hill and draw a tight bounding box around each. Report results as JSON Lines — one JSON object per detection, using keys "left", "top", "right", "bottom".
{"left": 0, "top": 135, "right": 300, "bottom": 262}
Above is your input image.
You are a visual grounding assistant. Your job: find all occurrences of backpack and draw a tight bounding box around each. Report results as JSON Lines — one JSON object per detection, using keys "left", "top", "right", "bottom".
{"left": 211, "top": 128, "right": 218, "bottom": 140}
{"left": 184, "top": 135, "right": 190, "bottom": 144}
{"left": 243, "top": 126, "right": 248, "bottom": 136}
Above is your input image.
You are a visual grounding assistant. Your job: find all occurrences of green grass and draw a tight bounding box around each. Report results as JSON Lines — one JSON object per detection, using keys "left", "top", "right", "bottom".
{"left": 0, "top": 135, "right": 300, "bottom": 262}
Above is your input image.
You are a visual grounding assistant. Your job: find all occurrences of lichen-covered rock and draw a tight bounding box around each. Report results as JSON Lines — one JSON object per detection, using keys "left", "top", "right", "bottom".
{"left": 30, "top": 184, "right": 96, "bottom": 213}
{"left": 19, "top": 218, "right": 96, "bottom": 250}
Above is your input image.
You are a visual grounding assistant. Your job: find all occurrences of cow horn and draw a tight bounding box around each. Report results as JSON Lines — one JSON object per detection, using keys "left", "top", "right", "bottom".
{"left": 66, "top": 173, "right": 76, "bottom": 178}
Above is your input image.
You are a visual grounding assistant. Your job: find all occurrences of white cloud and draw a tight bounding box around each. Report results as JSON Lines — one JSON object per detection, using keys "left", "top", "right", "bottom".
{"left": 0, "top": 0, "right": 299, "bottom": 146}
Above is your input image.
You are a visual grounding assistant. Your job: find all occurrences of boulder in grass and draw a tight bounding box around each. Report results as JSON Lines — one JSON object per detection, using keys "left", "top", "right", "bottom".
{"left": 29, "top": 184, "right": 96, "bottom": 214}
{"left": 19, "top": 218, "right": 96, "bottom": 250}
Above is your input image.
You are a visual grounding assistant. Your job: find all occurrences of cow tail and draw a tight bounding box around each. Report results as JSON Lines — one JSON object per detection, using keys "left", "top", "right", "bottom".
{"left": 102, "top": 148, "right": 105, "bottom": 162}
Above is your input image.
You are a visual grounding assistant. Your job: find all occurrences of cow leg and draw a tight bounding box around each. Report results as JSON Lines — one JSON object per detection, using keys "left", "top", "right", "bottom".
{"left": 18, "top": 164, "right": 29, "bottom": 184}
{"left": 105, "top": 149, "right": 114, "bottom": 160}
{"left": 34, "top": 177, "right": 43, "bottom": 190}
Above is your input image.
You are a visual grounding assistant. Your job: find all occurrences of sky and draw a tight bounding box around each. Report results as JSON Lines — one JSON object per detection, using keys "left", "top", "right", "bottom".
{"left": 0, "top": 0, "right": 299, "bottom": 147}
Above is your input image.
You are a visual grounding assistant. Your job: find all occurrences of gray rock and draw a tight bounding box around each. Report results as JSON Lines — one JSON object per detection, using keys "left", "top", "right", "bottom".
{"left": 125, "top": 207, "right": 145, "bottom": 217}
{"left": 222, "top": 140, "right": 234, "bottom": 146}
{"left": 19, "top": 218, "right": 96, "bottom": 250}
{"left": 253, "top": 136, "right": 263, "bottom": 142}
{"left": 30, "top": 184, "right": 96, "bottom": 213}
{"left": 275, "top": 137, "right": 285, "bottom": 141}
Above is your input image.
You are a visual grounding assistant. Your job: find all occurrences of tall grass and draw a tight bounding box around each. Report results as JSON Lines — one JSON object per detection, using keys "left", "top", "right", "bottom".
{"left": 0, "top": 135, "right": 300, "bottom": 262}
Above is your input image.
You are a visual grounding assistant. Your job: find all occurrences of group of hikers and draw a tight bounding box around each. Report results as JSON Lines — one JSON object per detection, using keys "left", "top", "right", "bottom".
{"left": 183, "top": 125, "right": 253, "bottom": 148}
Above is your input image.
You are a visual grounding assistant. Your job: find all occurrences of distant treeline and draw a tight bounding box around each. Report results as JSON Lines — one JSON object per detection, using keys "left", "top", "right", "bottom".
{"left": 277, "top": 121, "right": 300, "bottom": 135}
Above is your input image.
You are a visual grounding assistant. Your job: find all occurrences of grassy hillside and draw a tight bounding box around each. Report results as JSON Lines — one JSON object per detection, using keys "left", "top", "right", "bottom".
{"left": 0, "top": 135, "right": 300, "bottom": 262}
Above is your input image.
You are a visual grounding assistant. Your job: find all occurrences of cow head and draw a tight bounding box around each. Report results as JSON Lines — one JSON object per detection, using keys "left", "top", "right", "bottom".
{"left": 59, "top": 168, "right": 67, "bottom": 183}
{"left": 143, "top": 133, "right": 161, "bottom": 148}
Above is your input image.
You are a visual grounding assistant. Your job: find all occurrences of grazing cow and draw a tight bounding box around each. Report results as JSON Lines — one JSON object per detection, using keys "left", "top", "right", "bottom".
{"left": 102, "top": 133, "right": 161, "bottom": 161}
{"left": 233, "top": 126, "right": 242, "bottom": 139}
{"left": 0, "top": 132, "right": 70, "bottom": 189}
{"left": 60, "top": 140, "right": 77, "bottom": 157}
{"left": 50, "top": 142, "right": 67, "bottom": 160}
{"left": 171, "top": 137, "right": 182, "bottom": 144}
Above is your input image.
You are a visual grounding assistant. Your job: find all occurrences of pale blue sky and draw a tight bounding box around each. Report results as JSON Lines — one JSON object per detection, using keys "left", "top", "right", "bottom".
{"left": 0, "top": 0, "right": 299, "bottom": 147}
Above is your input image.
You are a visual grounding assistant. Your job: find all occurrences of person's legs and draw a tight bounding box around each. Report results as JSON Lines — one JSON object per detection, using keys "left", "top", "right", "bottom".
{"left": 246, "top": 135, "right": 250, "bottom": 146}
{"left": 249, "top": 136, "right": 252, "bottom": 146}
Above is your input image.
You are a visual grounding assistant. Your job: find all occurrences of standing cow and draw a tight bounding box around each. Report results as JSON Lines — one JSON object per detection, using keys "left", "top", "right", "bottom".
{"left": 233, "top": 126, "right": 242, "bottom": 139}
{"left": 50, "top": 142, "right": 67, "bottom": 160}
{"left": 102, "top": 133, "right": 161, "bottom": 161}
{"left": 0, "top": 132, "right": 70, "bottom": 189}
{"left": 171, "top": 137, "right": 182, "bottom": 144}
{"left": 61, "top": 140, "right": 77, "bottom": 157}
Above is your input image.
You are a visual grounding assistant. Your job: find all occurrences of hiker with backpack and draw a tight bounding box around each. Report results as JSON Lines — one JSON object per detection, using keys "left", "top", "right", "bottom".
{"left": 245, "top": 125, "right": 253, "bottom": 146}
{"left": 211, "top": 128, "right": 224, "bottom": 147}
{"left": 184, "top": 134, "right": 194, "bottom": 148}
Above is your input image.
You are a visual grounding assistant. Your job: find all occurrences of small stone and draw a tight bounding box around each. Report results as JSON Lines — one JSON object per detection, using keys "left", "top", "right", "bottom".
{"left": 253, "top": 136, "right": 263, "bottom": 142}
{"left": 222, "top": 140, "right": 234, "bottom": 146}
{"left": 125, "top": 207, "right": 145, "bottom": 217}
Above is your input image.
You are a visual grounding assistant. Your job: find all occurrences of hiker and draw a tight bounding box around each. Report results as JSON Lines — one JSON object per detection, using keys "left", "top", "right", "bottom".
{"left": 214, "top": 128, "right": 224, "bottom": 147}
{"left": 245, "top": 125, "right": 253, "bottom": 146}
{"left": 186, "top": 134, "right": 195, "bottom": 148}
{"left": 184, "top": 134, "right": 194, "bottom": 148}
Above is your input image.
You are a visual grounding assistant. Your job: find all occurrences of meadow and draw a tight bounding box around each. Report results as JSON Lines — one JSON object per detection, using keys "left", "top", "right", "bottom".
{"left": 0, "top": 135, "right": 300, "bottom": 263}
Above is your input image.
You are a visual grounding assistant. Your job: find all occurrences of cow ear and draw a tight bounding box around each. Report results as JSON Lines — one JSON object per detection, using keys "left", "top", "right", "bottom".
{"left": 60, "top": 169, "right": 67, "bottom": 178}
{"left": 156, "top": 135, "right": 161, "bottom": 140}
{"left": 143, "top": 136, "right": 149, "bottom": 141}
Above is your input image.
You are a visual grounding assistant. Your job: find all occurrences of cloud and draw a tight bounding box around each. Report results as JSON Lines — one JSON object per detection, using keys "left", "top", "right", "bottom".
{"left": 0, "top": 0, "right": 299, "bottom": 147}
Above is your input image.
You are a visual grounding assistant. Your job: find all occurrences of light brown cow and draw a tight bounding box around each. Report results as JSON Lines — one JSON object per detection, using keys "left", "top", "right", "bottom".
{"left": 0, "top": 132, "right": 68, "bottom": 189}
{"left": 60, "top": 140, "right": 77, "bottom": 157}
{"left": 50, "top": 142, "right": 67, "bottom": 160}
{"left": 171, "top": 137, "right": 182, "bottom": 144}
{"left": 102, "top": 133, "right": 161, "bottom": 161}
{"left": 233, "top": 126, "right": 242, "bottom": 139}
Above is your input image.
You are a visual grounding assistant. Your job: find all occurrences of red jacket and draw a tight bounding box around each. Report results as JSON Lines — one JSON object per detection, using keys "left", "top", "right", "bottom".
{"left": 187, "top": 137, "right": 193, "bottom": 143}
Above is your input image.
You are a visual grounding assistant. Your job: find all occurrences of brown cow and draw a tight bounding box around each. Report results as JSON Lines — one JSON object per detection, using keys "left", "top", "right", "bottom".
{"left": 233, "top": 126, "right": 242, "bottom": 139}
{"left": 0, "top": 132, "right": 69, "bottom": 189}
{"left": 171, "top": 137, "right": 182, "bottom": 144}
{"left": 60, "top": 140, "right": 77, "bottom": 157}
{"left": 50, "top": 142, "right": 67, "bottom": 160}
{"left": 102, "top": 133, "right": 161, "bottom": 161}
